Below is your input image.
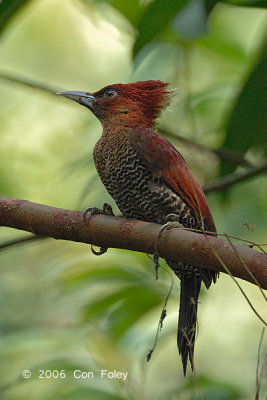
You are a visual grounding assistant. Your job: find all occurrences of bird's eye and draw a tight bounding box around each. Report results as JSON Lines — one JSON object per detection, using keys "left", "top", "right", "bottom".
{"left": 104, "top": 88, "right": 117, "bottom": 99}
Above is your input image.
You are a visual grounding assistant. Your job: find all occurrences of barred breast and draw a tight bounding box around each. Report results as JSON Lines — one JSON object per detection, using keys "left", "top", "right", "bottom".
{"left": 93, "top": 132, "right": 197, "bottom": 228}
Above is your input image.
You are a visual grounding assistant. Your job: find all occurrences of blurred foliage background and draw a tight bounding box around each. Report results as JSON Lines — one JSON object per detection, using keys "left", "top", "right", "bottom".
{"left": 0, "top": 0, "right": 267, "bottom": 399}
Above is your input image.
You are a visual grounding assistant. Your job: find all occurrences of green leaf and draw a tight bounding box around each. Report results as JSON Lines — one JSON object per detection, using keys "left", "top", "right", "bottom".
{"left": 172, "top": 0, "right": 208, "bottom": 39}
{"left": 88, "top": 0, "right": 142, "bottom": 26}
{"left": 220, "top": 39, "right": 267, "bottom": 176}
{"left": 204, "top": 0, "right": 220, "bottom": 14}
{"left": 0, "top": 0, "right": 31, "bottom": 34}
{"left": 106, "top": 0, "right": 142, "bottom": 26}
{"left": 204, "top": 0, "right": 267, "bottom": 15}
{"left": 133, "top": 0, "right": 190, "bottom": 56}
{"left": 108, "top": 286, "right": 162, "bottom": 339}
{"left": 225, "top": 0, "right": 267, "bottom": 7}
{"left": 84, "top": 284, "right": 163, "bottom": 339}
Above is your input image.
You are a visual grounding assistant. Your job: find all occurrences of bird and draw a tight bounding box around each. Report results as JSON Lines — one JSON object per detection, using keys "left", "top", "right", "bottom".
{"left": 57, "top": 80, "right": 218, "bottom": 375}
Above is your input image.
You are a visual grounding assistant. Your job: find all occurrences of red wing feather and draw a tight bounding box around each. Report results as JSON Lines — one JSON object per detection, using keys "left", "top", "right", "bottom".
{"left": 129, "top": 128, "right": 216, "bottom": 232}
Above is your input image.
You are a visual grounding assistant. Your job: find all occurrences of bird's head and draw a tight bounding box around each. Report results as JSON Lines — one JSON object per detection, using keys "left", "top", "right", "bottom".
{"left": 57, "top": 80, "right": 171, "bottom": 128}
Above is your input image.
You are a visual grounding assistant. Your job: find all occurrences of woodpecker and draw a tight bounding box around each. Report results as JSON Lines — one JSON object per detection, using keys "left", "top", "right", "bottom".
{"left": 57, "top": 81, "right": 218, "bottom": 375}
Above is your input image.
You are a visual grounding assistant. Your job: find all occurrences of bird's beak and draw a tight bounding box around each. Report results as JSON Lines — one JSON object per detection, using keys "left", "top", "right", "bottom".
{"left": 56, "top": 91, "right": 96, "bottom": 108}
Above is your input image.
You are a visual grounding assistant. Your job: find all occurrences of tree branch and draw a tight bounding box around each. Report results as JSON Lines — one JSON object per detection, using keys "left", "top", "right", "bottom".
{"left": 0, "top": 196, "right": 266, "bottom": 289}
{"left": 158, "top": 127, "right": 250, "bottom": 167}
{"left": 0, "top": 70, "right": 57, "bottom": 95}
{"left": 203, "top": 159, "right": 267, "bottom": 193}
{"left": 0, "top": 71, "right": 253, "bottom": 170}
{"left": 0, "top": 234, "right": 46, "bottom": 250}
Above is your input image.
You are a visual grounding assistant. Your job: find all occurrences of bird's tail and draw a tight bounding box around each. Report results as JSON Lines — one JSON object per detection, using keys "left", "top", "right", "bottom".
{"left": 177, "top": 273, "right": 201, "bottom": 375}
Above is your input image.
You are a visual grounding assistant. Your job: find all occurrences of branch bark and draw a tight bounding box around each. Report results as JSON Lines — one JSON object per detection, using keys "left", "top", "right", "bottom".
{"left": 0, "top": 196, "right": 267, "bottom": 289}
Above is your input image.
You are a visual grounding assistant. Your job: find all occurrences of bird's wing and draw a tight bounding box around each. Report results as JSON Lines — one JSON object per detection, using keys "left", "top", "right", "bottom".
{"left": 129, "top": 127, "right": 216, "bottom": 232}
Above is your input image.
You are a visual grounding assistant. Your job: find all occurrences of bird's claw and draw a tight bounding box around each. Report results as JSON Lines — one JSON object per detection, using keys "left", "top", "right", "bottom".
{"left": 83, "top": 203, "right": 114, "bottom": 256}
{"left": 91, "top": 245, "right": 108, "bottom": 256}
{"left": 153, "top": 214, "right": 183, "bottom": 278}
{"left": 158, "top": 213, "right": 183, "bottom": 238}
{"left": 102, "top": 203, "right": 115, "bottom": 216}
{"left": 83, "top": 203, "right": 114, "bottom": 222}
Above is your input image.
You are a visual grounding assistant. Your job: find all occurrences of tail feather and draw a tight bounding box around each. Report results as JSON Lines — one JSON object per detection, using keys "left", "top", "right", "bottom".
{"left": 177, "top": 274, "right": 201, "bottom": 375}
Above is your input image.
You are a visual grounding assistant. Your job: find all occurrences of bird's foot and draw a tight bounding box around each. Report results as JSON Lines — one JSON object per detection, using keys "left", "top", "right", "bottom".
{"left": 91, "top": 246, "right": 107, "bottom": 256}
{"left": 83, "top": 203, "right": 114, "bottom": 256}
{"left": 159, "top": 213, "right": 183, "bottom": 238}
{"left": 83, "top": 203, "right": 114, "bottom": 222}
{"left": 154, "top": 214, "right": 183, "bottom": 278}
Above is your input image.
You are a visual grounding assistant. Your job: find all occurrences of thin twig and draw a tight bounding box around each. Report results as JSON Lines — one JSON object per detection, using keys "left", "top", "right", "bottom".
{"left": 0, "top": 235, "right": 47, "bottom": 250}
{"left": 256, "top": 352, "right": 267, "bottom": 400}
{"left": 184, "top": 227, "right": 267, "bottom": 255}
{"left": 0, "top": 71, "right": 254, "bottom": 170}
{"left": 225, "top": 233, "right": 267, "bottom": 302}
{"left": 0, "top": 71, "right": 58, "bottom": 95}
{"left": 159, "top": 127, "right": 250, "bottom": 167}
{"left": 182, "top": 330, "right": 203, "bottom": 400}
{"left": 203, "top": 232, "right": 267, "bottom": 327}
{"left": 255, "top": 328, "right": 266, "bottom": 400}
{"left": 147, "top": 261, "right": 174, "bottom": 361}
